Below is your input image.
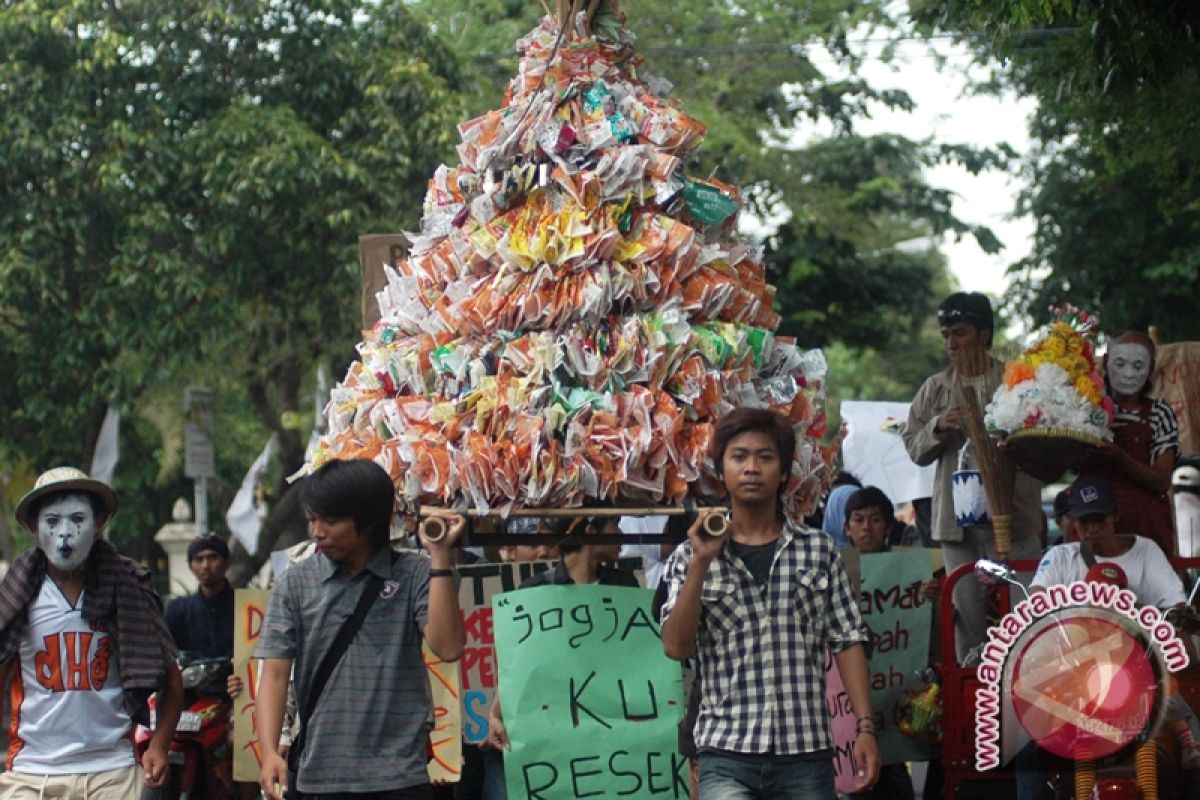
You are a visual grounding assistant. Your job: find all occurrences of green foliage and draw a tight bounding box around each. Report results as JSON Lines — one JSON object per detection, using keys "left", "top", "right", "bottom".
{"left": 912, "top": 0, "right": 1200, "bottom": 339}
{"left": 1, "top": 1, "right": 466, "bottom": 555}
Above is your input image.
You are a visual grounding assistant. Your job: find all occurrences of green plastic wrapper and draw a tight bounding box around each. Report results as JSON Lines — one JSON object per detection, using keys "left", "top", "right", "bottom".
{"left": 681, "top": 176, "right": 739, "bottom": 227}
{"left": 691, "top": 324, "right": 733, "bottom": 366}
{"left": 746, "top": 327, "right": 770, "bottom": 369}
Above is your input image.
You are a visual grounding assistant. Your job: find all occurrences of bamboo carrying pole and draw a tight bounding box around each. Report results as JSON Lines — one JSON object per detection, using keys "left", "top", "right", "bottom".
{"left": 420, "top": 516, "right": 447, "bottom": 543}
{"left": 420, "top": 505, "right": 729, "bottom": 519}
{"left": 419, "top": 505, "right": 730, "bottom": 537}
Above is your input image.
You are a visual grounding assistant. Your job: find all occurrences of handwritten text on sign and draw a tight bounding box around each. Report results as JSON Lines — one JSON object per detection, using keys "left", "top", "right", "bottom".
{"left": 859, "top": 550, "right": 936, "bottom": 765}
{"left": 493, "top": 585, "right": 684, "bottom": 800}
{"left": 425, "top": 643, "right": 463, "bottom": 783}
{"left": 233, "top": 589, "right": 269, "bottom": 783}
{"left": 457, "top": 558, "right": 644, "bottom": 744}
{"left": 824, "top": 648, "right": 860, "bottom": 794}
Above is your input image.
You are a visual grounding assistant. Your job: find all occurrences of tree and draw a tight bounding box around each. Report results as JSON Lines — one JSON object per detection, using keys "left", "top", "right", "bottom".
{"left": 911, "top": 0, "right": 1200, "bottom": 339}
{"left": 1, "top": 1, "right": 466, "bottom": 566}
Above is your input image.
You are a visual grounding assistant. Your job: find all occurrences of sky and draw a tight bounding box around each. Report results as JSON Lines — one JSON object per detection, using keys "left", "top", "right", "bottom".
{"left": 764, "top": 21, "right": 1039, "bottom": 306}
{"left": 852, "top": 39, "right": 1038, "bottom": 301}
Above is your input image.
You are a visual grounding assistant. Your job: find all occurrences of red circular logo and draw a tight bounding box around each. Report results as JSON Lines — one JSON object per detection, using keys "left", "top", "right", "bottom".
{"left": 1010, "top": 611, "right": 1159, "bottom": 760}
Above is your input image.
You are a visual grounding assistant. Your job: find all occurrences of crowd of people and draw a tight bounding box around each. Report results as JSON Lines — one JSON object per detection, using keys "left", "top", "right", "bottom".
{"left": 0, "top": 290, "right": 1193, "bottom": 800}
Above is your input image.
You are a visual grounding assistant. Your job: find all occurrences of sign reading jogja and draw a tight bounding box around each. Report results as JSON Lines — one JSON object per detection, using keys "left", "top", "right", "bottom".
{"left": 493, "top": 584, "right": 686, "bottom": 800}
{"left": 456, "top": 557, "right": 645, "bottom": 745}
{"left": 974, "top": 580, "right": 1189, "bottom": 770}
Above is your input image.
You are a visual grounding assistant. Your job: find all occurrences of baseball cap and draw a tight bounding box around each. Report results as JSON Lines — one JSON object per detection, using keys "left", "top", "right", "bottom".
{"left": 1067, "top": 476, "right": 1117, "bottom": 519}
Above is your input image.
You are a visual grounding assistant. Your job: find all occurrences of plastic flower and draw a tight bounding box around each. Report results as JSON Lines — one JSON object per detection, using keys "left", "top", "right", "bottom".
{"left": 1005, "top": 361, "right": 1035, "bottom": 388}
{"left": 984, "top": 306, "right": 1111, "bottom": 440}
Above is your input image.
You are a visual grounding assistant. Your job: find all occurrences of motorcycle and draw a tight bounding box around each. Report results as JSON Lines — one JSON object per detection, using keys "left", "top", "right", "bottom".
{"left": 135, "top": 653, "right": 234, "bottom": 800}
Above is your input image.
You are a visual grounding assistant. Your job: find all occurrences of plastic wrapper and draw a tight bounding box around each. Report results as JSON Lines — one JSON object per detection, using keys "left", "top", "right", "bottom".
{"left": 308, "top": 15, "right": 838, "bottom": 518}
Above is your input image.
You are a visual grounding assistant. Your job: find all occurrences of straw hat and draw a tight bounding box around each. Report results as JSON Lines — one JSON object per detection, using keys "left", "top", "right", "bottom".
{"left": 14, "top": 467, "right": 119, "bottom": 534}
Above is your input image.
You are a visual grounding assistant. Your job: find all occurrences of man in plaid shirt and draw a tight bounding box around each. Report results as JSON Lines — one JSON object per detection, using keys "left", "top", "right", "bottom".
{"left": 662, "top": 408, "right": 880, "bottom": 799}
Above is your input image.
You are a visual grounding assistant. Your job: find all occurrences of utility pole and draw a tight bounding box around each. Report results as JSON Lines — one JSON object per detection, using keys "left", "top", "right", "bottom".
{"left": 184, "top": 386, "right": 215, "bottom": 535}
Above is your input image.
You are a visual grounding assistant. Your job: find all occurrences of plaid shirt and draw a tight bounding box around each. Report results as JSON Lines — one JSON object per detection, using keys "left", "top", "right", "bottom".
{"left": 662, "top": 523, "right": 867, "bottom": 756}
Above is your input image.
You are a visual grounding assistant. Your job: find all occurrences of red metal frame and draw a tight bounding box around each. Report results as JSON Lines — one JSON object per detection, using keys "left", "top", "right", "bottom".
{"left": 937, "top": 556, "right": 1200, "bottom": 799}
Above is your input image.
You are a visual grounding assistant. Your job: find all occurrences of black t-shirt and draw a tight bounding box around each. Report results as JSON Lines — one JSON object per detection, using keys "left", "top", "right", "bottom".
{"left": 518, "top": 560, "right": 640, "bottom": 589}
{"left": 727, "top": 538, "right": 778, "bottom": 587}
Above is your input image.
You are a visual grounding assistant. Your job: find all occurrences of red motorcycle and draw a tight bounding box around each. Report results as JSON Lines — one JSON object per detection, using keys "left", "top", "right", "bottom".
{"left": 135, "top": 653, "right": 234, "bottom": 800}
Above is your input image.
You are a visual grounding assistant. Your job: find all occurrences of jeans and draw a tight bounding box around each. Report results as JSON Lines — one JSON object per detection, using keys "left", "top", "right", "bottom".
{"left": 301, "top": 787, "right": 432, "bottom": 800}
{"left": 481, "top": 748, "right": 507, "bottom": 800}
{"left": 698, "top": 753, "right": 836, "bottom": 800}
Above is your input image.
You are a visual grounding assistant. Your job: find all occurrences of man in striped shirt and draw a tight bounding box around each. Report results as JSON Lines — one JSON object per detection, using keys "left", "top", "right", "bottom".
{"left": 256, "top": 459, "right": 466, "bottom": 800}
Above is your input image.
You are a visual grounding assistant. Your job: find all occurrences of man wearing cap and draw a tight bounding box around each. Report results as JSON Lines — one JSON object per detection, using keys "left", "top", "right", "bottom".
{"left": 165, "top": 533, "right": 235, "bottom": 694}
{"left": 1031, "top": 476, "right": 1184, "bottom": 606}
{"left": 1019, "top": 476, "right": 1188, "bottom": 800}
{"left": 0, "top": 467, "right": 182, "bottom": 798}
{"left": 903, "top": 291, "right": 1044, "bottom": 662}
{"left": 1051, "top": 487, "right": 1077, "bottom": 545}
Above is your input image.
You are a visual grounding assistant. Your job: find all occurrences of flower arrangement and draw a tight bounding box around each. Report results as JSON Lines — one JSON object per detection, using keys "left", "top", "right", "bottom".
{"left": 985, "top": 305, "right": 1114, "bottom": 440}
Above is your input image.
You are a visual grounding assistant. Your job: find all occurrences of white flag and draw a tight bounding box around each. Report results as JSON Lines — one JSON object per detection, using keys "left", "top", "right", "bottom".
{"left": 304, "top": 362, "right": 332, "bottom": 461}
{"left": 89, "top": 407, "right": 120, "bottom": 485}
{"left": 226, "top": 434, "right": 277, "bottom": 555}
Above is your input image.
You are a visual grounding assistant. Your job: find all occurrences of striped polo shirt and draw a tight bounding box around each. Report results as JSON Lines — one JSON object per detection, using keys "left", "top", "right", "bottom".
{"left": 257, "top": 546, "right": 432, "bottom": 793}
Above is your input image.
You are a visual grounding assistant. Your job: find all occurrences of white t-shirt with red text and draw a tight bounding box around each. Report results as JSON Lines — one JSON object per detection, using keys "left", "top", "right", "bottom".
{"left": 8, "top": 579, "right": 134, "bottom": 774}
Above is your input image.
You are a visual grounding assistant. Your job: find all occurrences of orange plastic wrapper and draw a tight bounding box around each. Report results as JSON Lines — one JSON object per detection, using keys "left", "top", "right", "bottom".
{"left": 308, "top": 15, "right": 838, "bottom": 518}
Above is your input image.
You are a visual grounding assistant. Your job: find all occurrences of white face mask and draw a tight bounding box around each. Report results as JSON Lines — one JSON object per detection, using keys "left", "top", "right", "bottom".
{"left": 1108, "top": 342, "right": 1152, "bottom": 398}
{"left": 37, "top": 494, "right": 98, "bottom": 572}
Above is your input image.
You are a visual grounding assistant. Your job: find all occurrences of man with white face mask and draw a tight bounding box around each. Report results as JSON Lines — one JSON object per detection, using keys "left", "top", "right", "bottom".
{"left": 0, "top": 467, "right": 182, "bottom": 799}
{"left": 1079, "top": 331, "right": 1181, "bottom": 556}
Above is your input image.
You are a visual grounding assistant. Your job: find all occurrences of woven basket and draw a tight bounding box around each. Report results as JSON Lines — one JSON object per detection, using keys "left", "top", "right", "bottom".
{"left": 1004, "top": 427, "right": 1104, "bottom": 483}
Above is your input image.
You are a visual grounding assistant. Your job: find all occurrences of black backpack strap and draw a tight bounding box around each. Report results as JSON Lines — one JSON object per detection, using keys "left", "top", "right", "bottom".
{"left": 288, "top": 553, "right": 396, "bottom": 778}
{"left": 1079, "top": 541, "right": 1097, "bottom": 569}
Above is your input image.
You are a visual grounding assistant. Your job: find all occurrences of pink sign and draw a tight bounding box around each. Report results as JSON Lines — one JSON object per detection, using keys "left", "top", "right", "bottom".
{"left": 825, "top": 647, "right": 861, "bottom": 794}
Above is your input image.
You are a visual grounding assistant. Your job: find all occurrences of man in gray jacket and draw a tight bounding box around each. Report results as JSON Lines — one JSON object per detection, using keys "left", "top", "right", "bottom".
{"left": 903, "top": 292, "right": 1043, "bottom": 662}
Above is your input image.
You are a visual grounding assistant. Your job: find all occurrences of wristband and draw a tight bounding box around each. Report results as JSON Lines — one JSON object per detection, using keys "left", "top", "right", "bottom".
{"left": 429, "top": 568, "right": 456, "bottom": 578}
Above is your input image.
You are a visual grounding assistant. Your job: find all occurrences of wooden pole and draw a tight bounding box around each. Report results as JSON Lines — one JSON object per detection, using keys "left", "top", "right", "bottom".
{"left": 419, "top": 505, "right": 728, "bottom": 519}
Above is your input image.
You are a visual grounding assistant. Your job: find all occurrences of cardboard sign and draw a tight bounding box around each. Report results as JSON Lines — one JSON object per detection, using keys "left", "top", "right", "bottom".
{"left": 859, "top": 550, "right": 937, "bottom": 764}
{"left": 825, "top": 649, "right": 861, "bottom": 794}
{"left": 358, "top": 234, "right": 410, "bottom": 330}
{"left": 1155, "top": 342, "right": 1200, "bottom": 456}
{"left": 457, "top": 557, "right": 644, "bottom": 745}
{"left": 841, "top": 401, "right": 936, "bottom": 504}
{"left": 425, "top": 643, "right": 464, "bottom": 783}
{"left": 493, "top": 585, "right": 685, "bottom": 800}
{"left": 232, "top": 589, "right": 269, "bottom": 783}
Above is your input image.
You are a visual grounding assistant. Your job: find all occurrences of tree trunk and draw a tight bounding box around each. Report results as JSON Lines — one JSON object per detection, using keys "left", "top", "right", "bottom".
{"left": 225, "top": 349, "right": 309, "bottom": 587}
{"left": 226, "top": 482, "right": 307, "bottom": 587}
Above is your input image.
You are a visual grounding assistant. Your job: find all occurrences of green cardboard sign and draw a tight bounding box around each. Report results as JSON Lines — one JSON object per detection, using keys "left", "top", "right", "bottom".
{"left": 493, "top": 585, "right": 687, "bottom": 799}
{"left": 859, "top": 550, "right": 937, "bottom": 764}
